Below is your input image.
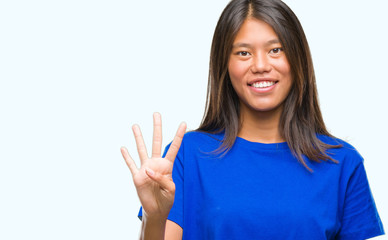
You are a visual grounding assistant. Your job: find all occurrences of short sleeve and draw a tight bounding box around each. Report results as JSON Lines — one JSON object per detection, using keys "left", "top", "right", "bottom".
{"left": 336, "top": 161, "right": 385, "bottom": 240}
{"left": 165, "top": 142, "right": 184, "bottom": 227}
{"left": 137, "top": 142, "right": 184, "bottom": 228}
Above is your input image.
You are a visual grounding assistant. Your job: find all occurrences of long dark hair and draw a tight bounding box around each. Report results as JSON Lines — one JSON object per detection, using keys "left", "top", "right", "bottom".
{"left": 197, "top": 0, "right": 340, "bottom": 172}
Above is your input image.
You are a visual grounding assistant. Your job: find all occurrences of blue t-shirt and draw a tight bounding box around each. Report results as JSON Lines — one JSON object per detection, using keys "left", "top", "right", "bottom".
{"left": 138, "top": 131, "right": 384, "bottom": 239}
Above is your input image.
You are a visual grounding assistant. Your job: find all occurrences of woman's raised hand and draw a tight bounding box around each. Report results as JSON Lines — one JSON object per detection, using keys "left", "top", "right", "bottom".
{"left": 121, "top": 113, "right": 186, "bottom": 220}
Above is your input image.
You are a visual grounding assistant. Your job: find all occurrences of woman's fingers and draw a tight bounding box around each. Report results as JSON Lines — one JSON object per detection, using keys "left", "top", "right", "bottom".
{"left": 132, "top": 124, "right": 149, "bottom": 163}
{"left": 120, "top": 147, "right": 139, "bottom": 176}
{"left": 145, "top": 168, "right": 175, "bottom": 193}
{"left": 152, "top": 112, "right": 163, "bottom": 158}
{"left": 165, "top": 122, "right": 187, "bottom": 162}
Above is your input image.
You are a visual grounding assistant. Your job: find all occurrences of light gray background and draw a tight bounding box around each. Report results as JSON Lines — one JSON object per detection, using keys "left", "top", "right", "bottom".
{"left": 0, "top": 0, "right": 387, "bottom": 239}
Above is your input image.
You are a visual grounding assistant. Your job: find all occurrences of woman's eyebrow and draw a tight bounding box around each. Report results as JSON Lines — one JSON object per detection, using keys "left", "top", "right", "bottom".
{"left": 265, "top": 39, "right": 280, "bottom": 46}
{"left": 232, "top": 43, "right": 253, "bottom": 48}
{"left": 232, "top": 39, "right": 281, "bottom": 48}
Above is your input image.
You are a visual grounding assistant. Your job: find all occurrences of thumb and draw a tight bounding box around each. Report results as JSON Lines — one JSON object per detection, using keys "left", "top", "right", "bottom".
{"left": 145, "top": 168, "right": 175, "bottom": 193}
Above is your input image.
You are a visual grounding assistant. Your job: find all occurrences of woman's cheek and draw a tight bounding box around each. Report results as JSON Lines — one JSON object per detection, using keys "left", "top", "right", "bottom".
{"left": 229, "top": 60, "right": 250, "bottom": 82}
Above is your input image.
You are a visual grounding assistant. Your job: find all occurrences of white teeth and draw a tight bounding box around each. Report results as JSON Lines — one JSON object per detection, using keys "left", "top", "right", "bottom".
{"left": 252, "top": 81, "right": 276, "bottom": 88}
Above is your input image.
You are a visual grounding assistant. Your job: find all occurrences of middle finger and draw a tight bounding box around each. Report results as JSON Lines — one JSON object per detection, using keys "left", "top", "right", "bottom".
{"left": 152, "top": 112, "right": 163, "bottom": 158}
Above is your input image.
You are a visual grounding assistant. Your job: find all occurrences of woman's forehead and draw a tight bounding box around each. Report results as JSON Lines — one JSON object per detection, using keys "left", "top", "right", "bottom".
{"left": 232, "top": 19, "right": 280, "bottom": 46}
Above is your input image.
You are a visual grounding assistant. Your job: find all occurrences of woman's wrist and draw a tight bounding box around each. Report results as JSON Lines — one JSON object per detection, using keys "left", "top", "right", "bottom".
{"left": 140, "top": 211, "right": 168, "bottom": 240}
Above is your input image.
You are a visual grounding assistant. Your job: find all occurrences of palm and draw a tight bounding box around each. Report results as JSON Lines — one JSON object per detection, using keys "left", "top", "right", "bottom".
{"left": 133, "top": 157, "right": 174, "bottom": 214}
{"left": 121, "top": 113, "right": 186, "bottom": 219}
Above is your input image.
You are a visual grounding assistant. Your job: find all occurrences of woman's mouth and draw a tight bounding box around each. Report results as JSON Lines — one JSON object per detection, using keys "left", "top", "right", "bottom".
{"left": 248, "top": 80, "right": 279, "bottom": 93}
{"left": 250, "top": 81, "right": 277, "bottom": 88}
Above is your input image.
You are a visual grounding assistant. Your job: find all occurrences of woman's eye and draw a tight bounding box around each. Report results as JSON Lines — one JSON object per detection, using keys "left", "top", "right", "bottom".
{"left": 237, "top": 51, "right": 250, "bottom": 56}
{"left": 270, "top": 48, "right": 283, "bottom": 54}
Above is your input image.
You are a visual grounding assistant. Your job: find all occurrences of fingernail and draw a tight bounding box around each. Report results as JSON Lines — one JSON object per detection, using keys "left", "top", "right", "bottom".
{"left": 146, "top": 168, "right": 155, "bottom": 176}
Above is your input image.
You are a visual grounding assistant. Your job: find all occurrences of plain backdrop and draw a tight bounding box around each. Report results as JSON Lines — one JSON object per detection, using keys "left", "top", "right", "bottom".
{"left": 0, "top": 0, "right": 387, "bottom": 239}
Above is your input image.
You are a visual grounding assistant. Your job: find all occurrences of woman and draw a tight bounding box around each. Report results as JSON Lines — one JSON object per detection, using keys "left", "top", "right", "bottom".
{"left": 121, "top": 0, "right": 385, "bottom": 239}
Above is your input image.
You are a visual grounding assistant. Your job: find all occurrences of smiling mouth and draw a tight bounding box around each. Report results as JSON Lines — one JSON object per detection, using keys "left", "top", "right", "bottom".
{"left": 248, "top": 81, "right": 278, "bottom": 88}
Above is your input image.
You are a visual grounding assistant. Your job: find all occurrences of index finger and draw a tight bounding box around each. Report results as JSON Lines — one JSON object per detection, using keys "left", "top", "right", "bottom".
{"left": 165, "top": 122, "right": 187, "bottom": 162}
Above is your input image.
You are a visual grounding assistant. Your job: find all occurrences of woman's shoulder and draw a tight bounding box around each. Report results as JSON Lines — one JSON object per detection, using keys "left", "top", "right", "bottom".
{"left": 182, "top": 130, "right": 224, "bottom": 143}
{"left": 317, "top": 134, "right": 355, "bottom": 149}
{"left": 174, "top": 130, "right": 225, "bottom": 155}
{"left": 317, "top": 134, "right": 364, "bottom": 166}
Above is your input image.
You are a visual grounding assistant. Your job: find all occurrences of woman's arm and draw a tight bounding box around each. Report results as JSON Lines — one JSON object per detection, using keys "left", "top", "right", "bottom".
{"left": 121, "top": 113, "right": 186, "bottom": 240}
{"left": 138, "top": 212, "right": 183, "bottom": 240}
{"left": 164, "top": 220, "right": 183, "bottom": 240}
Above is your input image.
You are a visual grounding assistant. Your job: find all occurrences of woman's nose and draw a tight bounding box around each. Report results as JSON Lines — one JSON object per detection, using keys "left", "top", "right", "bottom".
{"left": 250, "top": 52, "right": 271, "bottom": 73}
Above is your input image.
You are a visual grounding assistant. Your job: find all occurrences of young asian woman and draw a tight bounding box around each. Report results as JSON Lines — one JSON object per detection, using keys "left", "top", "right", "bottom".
{"left": 121, "top": 0, "right": 385, "bottom": 239}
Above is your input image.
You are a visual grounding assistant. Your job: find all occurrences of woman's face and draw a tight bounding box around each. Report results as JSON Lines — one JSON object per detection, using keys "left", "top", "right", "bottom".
{"left": 228, "top": 18, "right": 292, "bottom": 113}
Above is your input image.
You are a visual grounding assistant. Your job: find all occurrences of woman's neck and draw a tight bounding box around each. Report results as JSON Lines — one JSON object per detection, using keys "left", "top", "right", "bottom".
{"left": 238, "top": 104, "right": 284, "bottom": 143}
